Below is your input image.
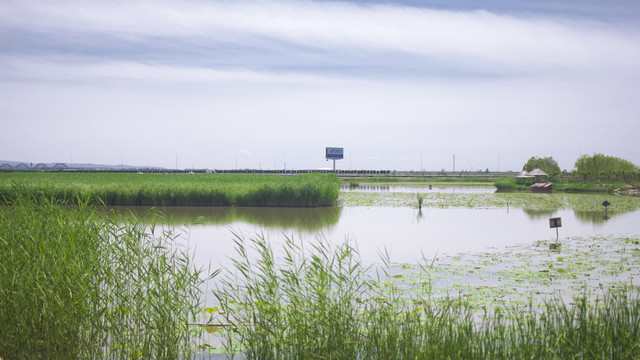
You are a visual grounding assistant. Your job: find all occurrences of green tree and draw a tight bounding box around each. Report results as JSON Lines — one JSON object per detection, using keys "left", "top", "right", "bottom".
{"left": 574, "top": 154, "right": 639, "bottom": 181}
{"left": 523, "top": 156, "right": 561, "bottom": 177}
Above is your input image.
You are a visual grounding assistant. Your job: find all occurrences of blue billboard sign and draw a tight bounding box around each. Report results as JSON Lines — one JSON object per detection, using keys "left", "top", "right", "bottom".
{"left": 326, "top": 147, "right": 344, "bottom": 160}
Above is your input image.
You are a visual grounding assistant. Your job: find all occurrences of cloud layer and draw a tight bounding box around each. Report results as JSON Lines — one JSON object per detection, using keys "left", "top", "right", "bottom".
{"left": 1, "top": 0, "right": 639, "bottom": 170}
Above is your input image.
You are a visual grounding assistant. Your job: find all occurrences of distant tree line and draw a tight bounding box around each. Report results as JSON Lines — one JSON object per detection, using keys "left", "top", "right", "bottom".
{"left": 214, "top": 169, "right": 393, "bottom": 175}
{"left": 574, "top": 154, "right": 639, "bottom": 182}
{"left": 523, "top": 153, "right": 639, "bottom": 182}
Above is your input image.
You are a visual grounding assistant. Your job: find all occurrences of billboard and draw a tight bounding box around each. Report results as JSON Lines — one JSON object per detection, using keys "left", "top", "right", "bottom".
{"left": 326, "top": 147, "right": 344, "bottom": 160}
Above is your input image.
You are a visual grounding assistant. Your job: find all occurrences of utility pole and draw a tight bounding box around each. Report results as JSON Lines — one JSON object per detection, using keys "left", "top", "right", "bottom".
{"left": 453, "top": 155, "right": 456, "bottom": 172}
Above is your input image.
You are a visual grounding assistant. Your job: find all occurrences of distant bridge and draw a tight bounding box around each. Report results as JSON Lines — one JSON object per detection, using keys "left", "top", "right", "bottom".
{"left": 0, "top": 163, "right": 68, "bottom": 171}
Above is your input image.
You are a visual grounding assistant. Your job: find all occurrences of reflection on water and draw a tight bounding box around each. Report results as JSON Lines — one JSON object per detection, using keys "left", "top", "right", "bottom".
{"left": 522, "top": 208, "right": 558, "bottom": 220}
{"left": 574, "top": 210, "right": 620, "bottom": 224}
{"left": 523, "top": 205, "right": 636, "bottom": 223}
{"left": 155, "top": 205, "right": 640, "bottom": 270}
{"left": 106, "top": 206, "right": 342, "bottom": 233}
{"left": 102, "top": 187, "right": 640, "bottom": 269}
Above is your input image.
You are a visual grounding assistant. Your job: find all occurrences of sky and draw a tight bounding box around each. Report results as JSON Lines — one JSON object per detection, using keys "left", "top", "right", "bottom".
{"left": 1, "top": 0, "right": 639, "bottom": 171}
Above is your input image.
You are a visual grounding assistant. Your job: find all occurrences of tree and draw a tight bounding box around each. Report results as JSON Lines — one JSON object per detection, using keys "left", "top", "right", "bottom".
{"left": 523, "top": 156, "right": 561, "bottom": 177}
{"left": 574, "top": 154, "right": 639, "bottom": 181}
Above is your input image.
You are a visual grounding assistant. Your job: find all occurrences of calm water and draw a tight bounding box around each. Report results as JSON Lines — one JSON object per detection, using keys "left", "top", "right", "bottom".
{"left": 110, "top": 186, "right": 640, "bottom": 268}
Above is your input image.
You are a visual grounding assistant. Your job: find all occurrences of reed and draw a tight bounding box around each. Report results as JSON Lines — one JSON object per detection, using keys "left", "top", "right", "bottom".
{"left": 0, "top": 172, "right": 341, "bottom": 207}
{"left": 0, "top": 191, "right": 209, "bottom": 359}
{"left": 213, "top": 234, "right": 640, "bottom": 359}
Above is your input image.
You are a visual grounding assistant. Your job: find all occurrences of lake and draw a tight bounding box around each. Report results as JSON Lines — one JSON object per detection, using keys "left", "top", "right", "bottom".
{"left": 113, "top": 185, "right": 640, "bottom": 358}
{"left": 110, "top": 186, "right": 640, "bottom": 269}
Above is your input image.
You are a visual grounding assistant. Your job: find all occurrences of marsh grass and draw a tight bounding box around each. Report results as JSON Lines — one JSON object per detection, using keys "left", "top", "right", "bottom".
{"left": 212, "top": 234, "right": 640, "bottom": 359}
{"left": 0, "top": 191, "right": 210, "bottom": 359}
{"left": 0, "top": 172, "right": 340, "bottom": 207}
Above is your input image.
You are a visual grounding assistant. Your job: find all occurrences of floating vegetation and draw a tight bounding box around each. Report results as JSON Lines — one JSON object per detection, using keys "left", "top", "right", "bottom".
{"left": 389, "top": 235, "right": 640, "bottom": 311}
{"left": 339, "top": 189, "right": 640, "bottom": 215}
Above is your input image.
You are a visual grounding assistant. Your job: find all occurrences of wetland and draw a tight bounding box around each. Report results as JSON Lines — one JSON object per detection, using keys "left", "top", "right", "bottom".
{"left": 2, "top": 174, "right": 639, "bottom": 359}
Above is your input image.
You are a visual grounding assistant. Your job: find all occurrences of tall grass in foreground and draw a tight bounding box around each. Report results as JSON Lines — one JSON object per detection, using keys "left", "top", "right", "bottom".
{"left": 214, "top": 235, "right": 640, "bottom": 359}
{"left": 0, "top": 191, "right": 209, "bottom": 359}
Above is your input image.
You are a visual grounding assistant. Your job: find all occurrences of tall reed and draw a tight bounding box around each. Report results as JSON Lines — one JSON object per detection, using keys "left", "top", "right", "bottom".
{"left": 0, "top": 172, "right": 341, "bottom": 207}
{"left": 0, "top": 190, "right": 209, "bottom": 359}
{"left": 213, "top": 234, "right": 640, "bottom": 359}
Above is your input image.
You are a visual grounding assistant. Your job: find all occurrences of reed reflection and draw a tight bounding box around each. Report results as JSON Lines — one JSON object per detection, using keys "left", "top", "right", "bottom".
{"left": 107, "top": 205, "right": 342, "bottom": 232}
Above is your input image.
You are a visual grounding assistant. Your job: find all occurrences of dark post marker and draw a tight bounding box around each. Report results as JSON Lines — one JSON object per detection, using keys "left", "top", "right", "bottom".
{"left": 549, "top": 217, "right": 562, "bottom": 242}
{"left": 602, "top": 200, "right": 611, "bottom": 220}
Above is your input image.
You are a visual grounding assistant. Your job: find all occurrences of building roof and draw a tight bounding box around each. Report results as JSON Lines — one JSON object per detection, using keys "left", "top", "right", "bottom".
{"left": 528, "top": 168, "right": 549, "bottom": 176}
{"left": 515, "top": 170, "right": 534, "bottom": 178}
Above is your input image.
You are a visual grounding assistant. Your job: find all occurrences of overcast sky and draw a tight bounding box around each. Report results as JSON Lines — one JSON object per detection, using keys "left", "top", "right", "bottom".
{"left": 1, "top": 0, "right": 639, "bottom": 171}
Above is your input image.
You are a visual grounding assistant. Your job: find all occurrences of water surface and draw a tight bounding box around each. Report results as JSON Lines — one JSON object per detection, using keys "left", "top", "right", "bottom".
{"left": 110, "top": 186, "right": 640, "bottom": 268}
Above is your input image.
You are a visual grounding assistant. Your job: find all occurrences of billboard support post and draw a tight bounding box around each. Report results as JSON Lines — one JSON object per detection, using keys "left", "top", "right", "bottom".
{"left": 325, "top": 147, "right": 344, "bottom": 171}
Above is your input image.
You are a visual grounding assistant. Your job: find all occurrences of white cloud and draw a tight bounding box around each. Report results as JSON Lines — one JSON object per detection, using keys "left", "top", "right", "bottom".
{"left": 1, "top": 0, "right": 639, "bottom": 170}
{"left": 2, "top": 0, "right": 639, "bottom": 77}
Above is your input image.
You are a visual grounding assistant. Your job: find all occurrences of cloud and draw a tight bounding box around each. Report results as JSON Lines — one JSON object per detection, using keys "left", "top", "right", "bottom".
{"left": 2, "top": 0, "right": 639, "bottom": 80}
{"left": 1, "top": 0, "right": 639, "bottom": 170}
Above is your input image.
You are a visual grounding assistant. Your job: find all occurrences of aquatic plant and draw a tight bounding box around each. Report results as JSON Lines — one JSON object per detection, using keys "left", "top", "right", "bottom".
{"left": 0, "top": 191, "right": 210, "bottom": 359}
{"left": 339, "top": 190, "right": 640, "bottom": 217}
{"left": 0, "top": 172, "right": 341, "bottom": 207}
{"left": 211, "top": 234, "right": 640, "bottom": 359}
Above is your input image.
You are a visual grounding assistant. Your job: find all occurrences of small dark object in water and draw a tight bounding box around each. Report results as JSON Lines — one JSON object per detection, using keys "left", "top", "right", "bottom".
{"left": 549, "top": 243, "right": 560, "bottom": 250}
{"left": 603, "top": 200, "right": 611, "bottom": 219}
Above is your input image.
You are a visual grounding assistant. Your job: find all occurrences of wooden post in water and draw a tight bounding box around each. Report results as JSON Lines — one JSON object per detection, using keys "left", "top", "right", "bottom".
{"left": 549, "top": 217, "right": 562, "bottom": 242}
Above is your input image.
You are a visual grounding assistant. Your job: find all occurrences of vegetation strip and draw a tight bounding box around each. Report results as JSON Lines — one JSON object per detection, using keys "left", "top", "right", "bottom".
{"left": 339, "top": 190, "right": 640, "bottom": 213}
{"left": 0, "top": 172, "right": 341, "bottom": 207}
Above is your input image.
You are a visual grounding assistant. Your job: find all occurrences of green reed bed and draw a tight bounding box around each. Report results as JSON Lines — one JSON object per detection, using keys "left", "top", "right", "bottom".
{"left": 0, "top": 172, "right": 341, "bottom": 207}
{"left": 0, "top": 192, "right": 210, "bottom": 359}
{"left": 211, "top": 234, "right": 640, "bottom": 359}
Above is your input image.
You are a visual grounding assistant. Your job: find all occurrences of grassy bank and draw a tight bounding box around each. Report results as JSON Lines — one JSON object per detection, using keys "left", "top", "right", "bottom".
{"left": 495, "top": 177, "right": 631, "bottom": 192}
{"left": 211, "top": 235, "right": 640, "bottom": 359}
{"left": 0, "top": 193, "right": 209, "bottom": 359}
{"left": 0, "top": 172, "right": 340, "bottom": 207}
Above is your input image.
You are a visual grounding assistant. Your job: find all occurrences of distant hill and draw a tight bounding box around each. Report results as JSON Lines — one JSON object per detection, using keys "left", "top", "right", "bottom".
{"left": 0, "top": 160, "right": 164, "bottom": 171}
